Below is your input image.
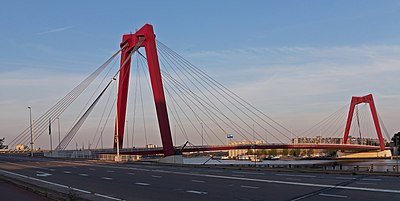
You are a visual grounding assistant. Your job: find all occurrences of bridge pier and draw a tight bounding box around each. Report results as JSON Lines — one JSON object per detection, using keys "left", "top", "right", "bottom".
{"left": 158, "top": 155, "right": 183, "bottom": 164}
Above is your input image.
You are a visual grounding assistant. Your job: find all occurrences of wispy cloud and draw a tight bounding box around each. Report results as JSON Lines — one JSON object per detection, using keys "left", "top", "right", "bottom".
{"left": 37, "top": 26, "right": 73, "bottom": 35}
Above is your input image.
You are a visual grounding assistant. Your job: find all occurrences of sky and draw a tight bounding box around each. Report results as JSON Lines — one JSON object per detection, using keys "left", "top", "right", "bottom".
{"left": 1, "top": 1, "right": 400, "bottom": 149}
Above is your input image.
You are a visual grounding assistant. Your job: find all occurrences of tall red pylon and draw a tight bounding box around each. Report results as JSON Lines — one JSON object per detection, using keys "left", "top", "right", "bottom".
{"left": 343, "top": 94, "right": 385, "bottom": 151}
{"left": 113, "top": 24, "right": 175, "bottom": 156}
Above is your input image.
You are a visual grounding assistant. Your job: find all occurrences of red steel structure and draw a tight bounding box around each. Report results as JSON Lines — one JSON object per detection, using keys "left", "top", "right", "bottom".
{"left": 113, "top": 24, "right": 175, "bottom": 156}
{"left": 343, "top": 94, "right": 385, "bottom": 151}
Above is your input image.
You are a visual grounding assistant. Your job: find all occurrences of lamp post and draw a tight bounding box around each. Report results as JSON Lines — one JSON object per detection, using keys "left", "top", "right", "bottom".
{"left": 201, "top": 122, "right": 203, "bottom": 147}
{"left": 49, "top": 118, "right": 52, "bottom": 152}
{"left": 28, "top": 107, "right": 34, "bottom": 157}
{"left": 57, "top": 117, "right": 61, "bottom": 151}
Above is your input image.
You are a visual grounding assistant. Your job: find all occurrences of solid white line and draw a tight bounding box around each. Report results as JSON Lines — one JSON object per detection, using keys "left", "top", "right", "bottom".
{"left": 186, "top": 190, "right": 208, "bottom": 195}
{"left": 0, "top": 169, "right": 124, "bottom": 200}
{"left": 319, "top": 193, "right": 348, "bottom": 198}
{"left": 191, "top": 180, "right": 205, "bottom": 183}
{"left": 240, "top": 185, "right": 259, "bottom": 189}
{"left": 232, "top": 171, "right": 264, "bottom": 175}
{"left": 276, "top": 173, "right": 316, "bottom": 178}
{"left": 135, "top": 182, "right": 150, "bottom": 186}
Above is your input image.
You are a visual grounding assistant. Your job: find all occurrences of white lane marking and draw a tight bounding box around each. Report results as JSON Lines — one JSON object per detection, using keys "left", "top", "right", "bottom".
{"left": 36, "top": 171, "right": 52, "bottom": 177}
{"left": 63, "top": 171, "right": 71, "bottom": 174}
{"left": 186, "top": 190, "right": 208, "bottom": 195}
{"left": 135, "top": 182, "right": 150, "bottom": 186}
{"left": 207, "top": 170, "right": 223, "bottom": 173}
{"left": 49, "top": 169, "right": 55, "bottom": 172}
{"left": 285, "top": 178, "right": 301, "bottom": 181}
{"left": 79, "top": 174, "right": 89, "bottom": 177}
{"left": 52, "top": 161, "right": 400, "bottom": 194}
{"left": 5, "top": 162, "right": 49, "bottom": 170}
{"left": 101, "top": 177, "right": 113, "bottom": 180}
{"left": 335, "top": 177, "right": 356, "bottom": 180}
{"left": 356, "top": 182, "right": 377, "bottom": 185}
{"left": 127, "top": 173, "right": 135, "bottom": 175}
{"left": 361, "top": 178, "right": 382, "bottom": 181}
{"left": 151, "top": 175, "right": 162, "bottom": 178}
{"left": 0, "top": 169, "right": 124, "bottom": 200}
{"left": 232, "top": 171, "right": 264, "bottom": 175}
{"left": 276, "top": 173, "right": 316, "bottom": 178}
{"left": 240, "top": 185, "right": 259, "bottom": 189}
{"left": 107, "top": 170, "right": 114, "bottom": 173}
{"left": 191, "top": 180, "right": 205, "bottom": 183}
{"left": 319, "top": 193, "right": 348, "bottom": 198}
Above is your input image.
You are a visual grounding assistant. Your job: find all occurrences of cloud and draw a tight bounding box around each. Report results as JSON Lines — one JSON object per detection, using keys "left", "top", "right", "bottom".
{"left": 37, "top": 26, "right": 73, "bottom": 35}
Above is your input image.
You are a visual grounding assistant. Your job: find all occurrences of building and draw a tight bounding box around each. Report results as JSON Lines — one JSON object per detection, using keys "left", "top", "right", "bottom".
{"left": 228, "top": 140, "right": 264, "bottom": 158}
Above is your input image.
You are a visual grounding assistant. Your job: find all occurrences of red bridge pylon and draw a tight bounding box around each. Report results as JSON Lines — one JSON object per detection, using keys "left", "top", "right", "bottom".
{"left": 114, "top": 24, "right": 175, "bottom": 156}
{"left": 343, "top": 94, "right": 385, "bottom": 151}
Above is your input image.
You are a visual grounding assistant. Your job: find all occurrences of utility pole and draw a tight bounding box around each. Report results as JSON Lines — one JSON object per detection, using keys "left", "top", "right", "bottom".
{"left": 28, "top": 107, "right": 34, "bottom": 157}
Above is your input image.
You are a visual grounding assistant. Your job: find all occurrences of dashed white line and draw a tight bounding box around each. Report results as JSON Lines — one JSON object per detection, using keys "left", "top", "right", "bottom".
{"left": 49, "top": 169, "right": 55, "bottom": 171}
{"left": 63, "top": 171, "right": 71, "bottom": 174}
{"left": 335, "top": 177, "right": 356, "bottom": 180}
{"left": 207, "top": 170, "right": 223, "bottom": 173}
{"left": 186, "top": 190, "right": 208, "bottom": 195}
{"left": 232, "top": 171, "right": 264, "bottom": 175}
{"left": 101, "top": 177, "right": 113, "bottom": 180}
{"left": 276, "top": 173, "right": 316, "bottom": 178}
{"left": 319, "top": 193, "right": 348, "bottom": 198}
{"left": 151, "top": 175, "right": 162, "bottom": 178}
{"left": 107, "top": 170, "right": 115, "bottom": 173}
{"left": 191, "top": 180, "right": 205, "bottom": 183}
{"left": 285, "top": 178, "right": 301, "bottom": 181}
{"left": 240, "top": 185, "right": 259, "bottom": 189}
{"left": 127, "top": 173, "right": 135, "bottom": 175}
{"left": 0, "top": 169, "right": 124, "bottom": 200}
{"left": 356, "top": 182, "right": 377, "bottom": 185}
{"left": 361, "top": 178, "right": 381, "bottom": 181}
{"left": 135, "top": 182, "right": 150, "bottom": 186}
{"left": 79, "top": 174, "right": 89, "bottom": 177}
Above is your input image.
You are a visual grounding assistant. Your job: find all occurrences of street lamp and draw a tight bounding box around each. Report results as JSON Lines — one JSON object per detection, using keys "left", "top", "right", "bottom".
{"left": 28, "top": 107, "right": 34, "bottom": 157}
{"left": 57, "top": 117, "right": 61, "bottom": 151}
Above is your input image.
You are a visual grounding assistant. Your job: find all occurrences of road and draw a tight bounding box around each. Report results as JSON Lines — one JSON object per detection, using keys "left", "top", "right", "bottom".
{"left": 0, "top": 155, "right": 399, "bottom": 201}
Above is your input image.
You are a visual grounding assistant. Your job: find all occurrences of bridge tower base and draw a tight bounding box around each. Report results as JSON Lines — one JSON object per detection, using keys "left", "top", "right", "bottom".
{"left": 158, "top": 155, "right": 183, "bottom": 164}
{"left": 337, "top": 150, "right": 391, "bottom": 159}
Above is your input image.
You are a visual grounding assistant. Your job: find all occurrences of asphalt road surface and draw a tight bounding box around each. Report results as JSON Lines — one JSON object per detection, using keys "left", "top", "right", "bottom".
{"left": 0, "top": 155, "right": 399, "bottom": 201}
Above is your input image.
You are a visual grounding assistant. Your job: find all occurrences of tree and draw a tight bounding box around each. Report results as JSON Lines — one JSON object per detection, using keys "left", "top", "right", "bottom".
{"left": 282, "top": 149, "right": 289, "bottom": 156}
{"left": 391, "top": 132, "right": 400, "bottom": 153}
{"left": 269, "top": 149, "right": 277, "bottom": 156}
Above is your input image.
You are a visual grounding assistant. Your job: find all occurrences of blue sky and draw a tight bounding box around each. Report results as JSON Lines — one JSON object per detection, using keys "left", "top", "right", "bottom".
{"left": 1, "top": 1, "right": 400, "bottom": 148}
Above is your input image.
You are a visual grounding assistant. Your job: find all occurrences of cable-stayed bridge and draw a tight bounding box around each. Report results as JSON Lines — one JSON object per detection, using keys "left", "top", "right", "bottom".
{"left": 8, "top": 24, "right": 391, "bottom": 158}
